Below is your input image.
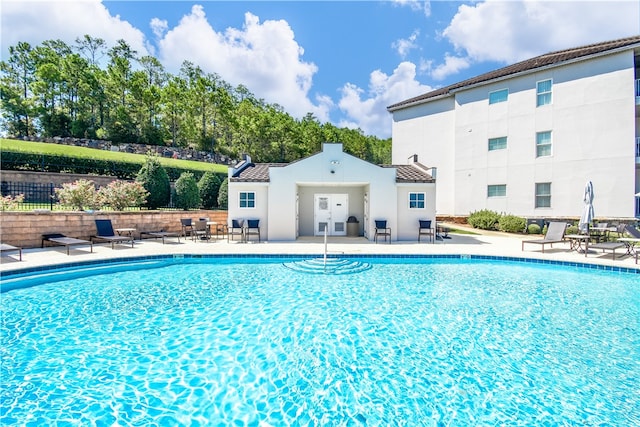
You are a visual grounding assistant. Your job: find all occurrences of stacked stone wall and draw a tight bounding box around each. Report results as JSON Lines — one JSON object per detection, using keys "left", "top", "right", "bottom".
{"left": 0, "top": 210, "right": 227, "bottom": 248}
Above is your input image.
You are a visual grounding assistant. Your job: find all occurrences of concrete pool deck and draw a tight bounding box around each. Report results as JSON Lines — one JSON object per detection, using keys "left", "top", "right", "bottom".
{"left": 1, "top": 224, "right": 638, "bottom": 274}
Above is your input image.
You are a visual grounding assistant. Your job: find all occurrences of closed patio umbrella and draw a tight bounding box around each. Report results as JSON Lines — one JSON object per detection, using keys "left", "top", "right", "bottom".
{"left": 579, "top": 181, "right": 594, "bottom": 234}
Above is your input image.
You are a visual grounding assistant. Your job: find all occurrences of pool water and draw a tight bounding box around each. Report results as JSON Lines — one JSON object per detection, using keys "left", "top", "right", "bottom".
{"left": 1, "top": 258, "right": 639, "bottom": 426}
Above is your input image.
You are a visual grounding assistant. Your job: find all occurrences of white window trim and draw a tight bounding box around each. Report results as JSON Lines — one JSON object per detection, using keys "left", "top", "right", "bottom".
{"left": 489, "top": 88, "right": 508, "bottom": 104}
{"left": 535, "top": 183, "right": 552, "bottom": 209}
{"left": 487, "top": 184, "right": 507, "bottom": 198}
{"left": 239, "top": 191, "right": 256, "bottom": 209}
{"left": 488, "top": 136, "right": 507, "bottom": 151}
{"left": 536, "top": 131, "right": 552, "bottom": 158}
{"left": 536, "top": 78, "right": 552, "bottom": 107}
{"left": 408, "top": 192, "right": 426, "bottom": 209}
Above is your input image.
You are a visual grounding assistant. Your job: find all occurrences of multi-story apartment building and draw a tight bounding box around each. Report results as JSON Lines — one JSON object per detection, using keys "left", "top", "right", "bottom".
{"left": 388, "top": 36, "right": 640, "bottom": 220}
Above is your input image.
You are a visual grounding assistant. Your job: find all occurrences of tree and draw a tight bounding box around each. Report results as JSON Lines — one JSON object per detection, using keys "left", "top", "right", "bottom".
{"left": 174, "top": 172, "right": 200, "bottom": 210}
{"left": 217, "top": 177, "right": 228, "bottom": 210}
{"left": 136, "top": 155, "right": 170, "bottom": 209}
{"left": 198, "top": 171, "right": 222, "bottom": 209}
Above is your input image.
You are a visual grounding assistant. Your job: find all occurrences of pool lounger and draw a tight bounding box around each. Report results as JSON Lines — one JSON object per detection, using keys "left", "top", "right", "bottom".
{"left": 42, "top": 233, "right": 93, "bottom": 255}
{"left": 140, "top": 231, "right": 181, "bottom": 244}
{"left": 0, "top": 243, "right": 22, "bottom": 261}
{"left": 586, "top": 241, "right": 626, "bottom": 260}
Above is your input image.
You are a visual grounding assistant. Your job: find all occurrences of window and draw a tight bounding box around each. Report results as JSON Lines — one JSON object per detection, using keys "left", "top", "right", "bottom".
{"left": 409, "top": 192, "right": 425, "bottom": 209}
{"left": 536, "top": 79, "right": 552, "bottom": 106}
{"left": 489, "top": 88, "right": 508, "bottom": 104}
{"left": 487, "top": 185, "right": 506, "bottom": 197}
{"left": 535, "top": 183, "right": 551, "bottom": 208}
{"left": 239, "top": 191, "right": 255, "bottom": 208}
{"left": 488, "top": 136, "right": 507, "bottom": 151}
{"left": 536, "top": 131, "right": 552, "bottom": 157}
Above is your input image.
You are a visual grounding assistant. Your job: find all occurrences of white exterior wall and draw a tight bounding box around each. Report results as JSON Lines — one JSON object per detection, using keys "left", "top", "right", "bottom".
{"left": 391, "top": 50, "right": 638, "bottom": 219}
{"left": 391, "top": 97, "right": 456, "bottom": 216}
{"left": 396, "top": 183, "right": 437, "bottom": 241}
{"left": 229, "top": 143, "right": 435, "bottom": 242}
{"left": 226, "top": 182, "right": 269, "bottom": 239}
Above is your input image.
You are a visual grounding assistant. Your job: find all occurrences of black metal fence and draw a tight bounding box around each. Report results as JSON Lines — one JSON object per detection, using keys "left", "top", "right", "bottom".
{"left": 1, "top": 181, "right": 56, "bottom": 210}
{"left": 1, "top": 181, "right": 183, "bottom": 211}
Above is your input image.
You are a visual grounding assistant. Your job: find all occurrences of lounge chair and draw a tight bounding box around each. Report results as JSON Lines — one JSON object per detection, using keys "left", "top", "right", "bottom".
{"left": 0, "top": 243, "right": 22, "bottom": 261}
{"left": 228, "top": 219, "right": 244, "bottom": 242}
{"left": 586, "top": 241, "right": 626, "bottom": 260}
{"left": 418, "top": 219, "right": 434, "bottom": 243}
{"left": 617, "top": 224, "right": 640, "bottom": 257}
{"left": 42, "top": 233, "right": 93, "bottom": 255}
{"left": 91, "top": 219, "right": 134, "bottom": 249}
{"left": 374, "top": 220, "right": 391, "bottom": 243}
{"left": 140, "top": 230, "right": 181, "bottom": 244}
{"left": 244, "top": 219, "right": 261, "bottom": 242}
{"left": 521, "top": 221, "right": 567, "bottom": 253}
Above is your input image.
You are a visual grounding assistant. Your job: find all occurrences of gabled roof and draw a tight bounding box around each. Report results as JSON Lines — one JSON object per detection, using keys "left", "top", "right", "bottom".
{"left": 230, "top": 163, "right": 284, "bottom": 182}
{"left": 230, "top": 162, "right": 434, "bottom": 183}
{"left": 387, "top": 35, "right": 640, "bottom": 111}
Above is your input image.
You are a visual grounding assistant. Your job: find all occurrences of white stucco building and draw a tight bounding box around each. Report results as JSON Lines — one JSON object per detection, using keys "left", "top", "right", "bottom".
{"left": 388, "top": 36, "right": 640, "bottom": 220}
{"left": 227, "top": 143, "right": 436, "bottom": 242}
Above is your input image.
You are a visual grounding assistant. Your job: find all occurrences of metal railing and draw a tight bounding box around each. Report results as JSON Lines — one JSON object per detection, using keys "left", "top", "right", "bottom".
{"left": 0, "top": 181, "right": 181, "bottom": 211}
{"left": 1, "top": 181, "right": 56, "bottom": 210}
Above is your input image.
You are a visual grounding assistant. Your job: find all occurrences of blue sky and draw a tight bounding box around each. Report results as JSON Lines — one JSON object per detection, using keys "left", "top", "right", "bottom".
{"left": 2, "top": 1, "right": 639, "bottom": 139}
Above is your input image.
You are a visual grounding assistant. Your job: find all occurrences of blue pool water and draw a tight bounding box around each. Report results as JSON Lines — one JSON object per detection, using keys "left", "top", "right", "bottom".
{"left": 1, "top": 257, "right": 639, "bottom": 426}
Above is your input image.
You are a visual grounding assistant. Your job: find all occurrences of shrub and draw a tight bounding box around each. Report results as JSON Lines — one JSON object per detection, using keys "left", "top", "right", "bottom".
{"left": 467, "top": 209, "right": 501, "bottom": 230}
{"left": 527, "top": 223, "right": 541, "bottom": 234}
{"left": 198, "top": 171, "right": 223, "bottom": 209}
{"left": 566, "top": 225, "right": 579, "bottom": 235}
{"left": 217, "top": 177, "right": 228, "bottom": 210}
{"left": 97, "top": 181, "right": 148, "bottom": 211}
{"left": 0, "top": 194, "right": 24, "bottom": 211}
{"left": 54, "top": 179, "right": 99, "bottom": 210}
{"left": 498, "top": 214, "right": 527, "bottom": 233}
{"left": 136, "top": 155, "right": 170, "bottom": 209}
{"left": 174, "top": 172, "right": 200, "bottom": 210}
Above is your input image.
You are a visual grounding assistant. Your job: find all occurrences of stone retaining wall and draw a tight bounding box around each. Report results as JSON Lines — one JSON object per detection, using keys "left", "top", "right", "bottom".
{"left": 1, "top": 170, "right": 119, "bottom": 187}
{"left": 0, "top": 210, "right": 228, "bottom": 248}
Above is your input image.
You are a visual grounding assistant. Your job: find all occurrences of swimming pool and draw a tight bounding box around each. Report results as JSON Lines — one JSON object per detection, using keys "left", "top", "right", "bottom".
{"left": 1, "top": 256, "right": 639, "bottom": 425}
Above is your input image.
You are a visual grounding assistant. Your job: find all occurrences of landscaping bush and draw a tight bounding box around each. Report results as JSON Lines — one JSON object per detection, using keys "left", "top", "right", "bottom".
{"left": 498, "top": 214, "right": 527, "bottom": 233}
{"left": 198, "top": 171, "right": 223, "bottom": 209}
{"left": 54, "top": 179, "right": 99, "bottom": 211}
{"left": 0, "top": 194, "right": 24, "bottom": 211}
{"left": 97, "top": 181, "right": 148, "bottom": 211}
{"left": 527, "top": 223, "right": 542, "bottom": 234}
{"left": 174, "top": 172, "right": 200, "bottom": 210}
{"left": 467, "top": 209, "right": 501, "bottom": 230}
{"left": 136, "top": 156, "right": 171, "bottom": 209}
{"left": 217, "top": 178, "right": 228, "bottom": 210}
{"left": 566, "top": 225, "right": 579, "bottom": 235}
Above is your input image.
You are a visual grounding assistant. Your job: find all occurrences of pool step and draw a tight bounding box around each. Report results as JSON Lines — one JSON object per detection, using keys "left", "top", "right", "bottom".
{"left": 282, "top": 257, "right": 372, "bottom": 275}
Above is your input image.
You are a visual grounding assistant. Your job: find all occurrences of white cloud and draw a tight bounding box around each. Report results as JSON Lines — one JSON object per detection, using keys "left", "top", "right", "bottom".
{"left": 392, "top": 30, "right": 420, "bottom": 59}
{"left": 430, "top": 54, "right": 470, "bottom": 81}
{"left": 391, "top": 0, "right": 431, "bottom": 17}
{"left": 443, "top": 0, "right": 640, "bottom": 64}
{"left": 157, "top": 6, "right": 329, "bottom": 122}
{"left": 337, "top": 62, "right": 433, "bottom": 139}
{"left": 1, "top": 0, "right": 149, "bottom": 58}
{"left": 150, "top": 18, "right": 168, "bottom": 39}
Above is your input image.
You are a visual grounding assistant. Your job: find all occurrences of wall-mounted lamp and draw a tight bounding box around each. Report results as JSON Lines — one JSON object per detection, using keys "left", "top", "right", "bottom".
{"left": 330, "top": 160, "right": 340, "bottom": 174}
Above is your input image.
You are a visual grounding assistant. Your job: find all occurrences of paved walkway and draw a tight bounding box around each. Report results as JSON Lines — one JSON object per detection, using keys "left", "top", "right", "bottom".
{"left": 1, "top": 224, "right": 638, "bottom": 273}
